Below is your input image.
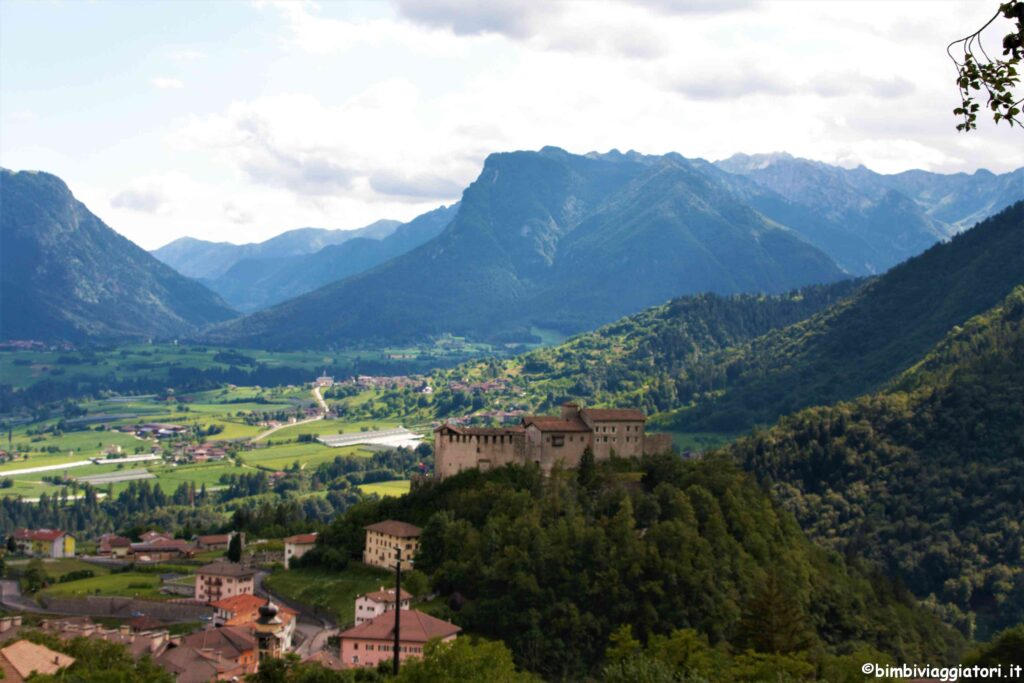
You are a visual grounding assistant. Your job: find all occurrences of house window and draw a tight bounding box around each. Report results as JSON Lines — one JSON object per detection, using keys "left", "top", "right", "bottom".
{"left": 552, "top": 435, "right": 564, "bottom": 447}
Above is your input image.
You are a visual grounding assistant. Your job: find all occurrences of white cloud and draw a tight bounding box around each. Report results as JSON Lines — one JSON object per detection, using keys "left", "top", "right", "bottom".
{"left": 152, "top": 77, "right": 184, "bottom": 89}
{"left": 111, "top": 187, "right": 167, "bottom": 214}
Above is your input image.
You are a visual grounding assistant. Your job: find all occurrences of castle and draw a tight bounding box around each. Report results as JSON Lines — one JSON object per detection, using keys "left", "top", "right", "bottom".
{"left": 433, "top": 403, "right": 672, "bottom": 479}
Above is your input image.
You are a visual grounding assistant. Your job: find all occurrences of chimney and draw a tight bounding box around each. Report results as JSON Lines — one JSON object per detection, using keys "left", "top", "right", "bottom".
{"left": 560, "top": 403, "right": 579, "bottom": 420}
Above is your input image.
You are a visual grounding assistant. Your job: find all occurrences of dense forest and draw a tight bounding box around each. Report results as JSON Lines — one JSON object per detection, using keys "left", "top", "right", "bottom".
{"left": 662, "top": 200, "right": 1024, "bottom": 433}
{"left": 304, "top": 456, "right": 962, "bottom": 680}
{"left": 448, "top": 280, "right": 861, "bottom": 416}
{"left": 727, "top": 286, "right": 1024, "bottom": 638}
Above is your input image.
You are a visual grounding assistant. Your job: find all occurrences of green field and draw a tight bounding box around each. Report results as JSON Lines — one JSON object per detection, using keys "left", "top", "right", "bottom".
{"left": 7, "top": 558, "right": 111, "bottom": 578}
{"left": 264, "top": 565, "right": 391, "bottom": 626}
{"left": 359, "top": 480, "right": 411, "bottom": 498}
{"left": 242, "top": 443, "right": 371, "bottom": 471}
{"left": 38, "top": 572, "right": 168, "bottom": 601}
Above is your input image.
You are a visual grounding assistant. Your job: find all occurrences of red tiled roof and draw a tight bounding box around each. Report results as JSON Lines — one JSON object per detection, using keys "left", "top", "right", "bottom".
{"left": 364, "top": 520, "right": 421, "bottom": 538}
{"left": 196, "top": 563, "right": 256, "bottom": 578}
{"left": 12, "top": 528, "right": 66, "bottom": 542}
{"left": 361, "top": 588, "right": 412, "bottom": 604}
{"left": 581, "top": 408, "right": 646, "bottom": 421}
{"left": 338, "top": 609, "right": 460, "bottom": 643}
{"left": 178, "top": 625, "right": 255, "bottom": 659}
{"left": 209, "top": 594, "right": 266, "bottom": 613}
{"left": 1, "top": 640, "right": 75, "bottom": 678}
{"left": 283, "top": 532, "right": 318, "bottom": 545}
{"left": 197, "top": 534, "right": 231, "bottom": 544}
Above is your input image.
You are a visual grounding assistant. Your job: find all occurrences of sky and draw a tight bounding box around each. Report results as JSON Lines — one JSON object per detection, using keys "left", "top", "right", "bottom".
{"left": 1, "top": 0, "right": 1020, "bottom": 249}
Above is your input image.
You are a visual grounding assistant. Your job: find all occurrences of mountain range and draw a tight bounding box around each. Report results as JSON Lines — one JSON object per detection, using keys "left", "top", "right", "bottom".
{"left": 152, "top": 219, "right": 401, "bottom": 280}
{"left": 203, "top": 148, "right": 1023, "bottom": 349}
{"left": 0, "top": 169, "right": 236, "bottom": 342}
{"left": 197, "top": 204, "right": 458, "bottom": 312}
{"left": 204, "top": 148, "right": 849, "bottom": 348}
{"left": 3, "top": 149, "right": 1022, "bottom": 348}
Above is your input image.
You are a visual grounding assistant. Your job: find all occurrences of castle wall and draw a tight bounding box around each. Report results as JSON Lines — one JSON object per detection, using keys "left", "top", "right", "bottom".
{"left": 435, "top": 429, "right": 525, "bottom": 480}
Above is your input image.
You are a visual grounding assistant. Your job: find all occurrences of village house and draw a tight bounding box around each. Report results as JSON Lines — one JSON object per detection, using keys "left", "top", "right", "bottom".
{"left": 252, "top": 600, "right": 293, "bottom": 661}
{"left": 194, "top": 563, "right": 256, "bottom": 603}
{"left": 211, "top": 595, "right": 297, "bottom": 653}
{"left": 97, "top": 533, "right": 132, "bottom": 558}
{"left": 194, "top": 532, "right": 236, "bottom": 551}
{"left": 314, "top": 371, "right": 334, "bottom": 388}
{"left": 354, "top": 587, "right": 412, "bottom": 625}
{"left": 10, "top": 528, "right": 75, "bottom": 558}
{"left": 39, "top": 617, "right": 170, "bottom": 662}
{"left": 130, "top": 536, "right": 195, "bottom": 562}
{"left": 363, "top": 521, "right": 420, "bottom": 571}
{"left": 0, "top": 639, "right": 74, "bottom": 681}
{"left": 159, "top": 625, "right": 258, "bottom": 681}
{"left": 283, "top": 532, "right": 318, "bottom": 568}
{"left": 434, "top": 403, "right": 673, "bottom": 480}
{"left": 338, "top": 609, "right": 459, "bottom": 669}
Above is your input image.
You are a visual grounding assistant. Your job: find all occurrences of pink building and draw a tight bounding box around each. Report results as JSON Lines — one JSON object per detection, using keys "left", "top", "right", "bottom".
{"left": 338, "top": 609, "right": 459, "bottom": 668}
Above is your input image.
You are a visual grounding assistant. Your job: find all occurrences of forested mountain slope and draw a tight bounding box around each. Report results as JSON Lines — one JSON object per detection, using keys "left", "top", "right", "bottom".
{"left": 727, "top": 286, "right": 1024, "bottom": 638}
{"left": 0, "top": 169, "right": 237, "bottom": 341}
{"left": 661, "top": 200, "right": 1024, "bottom": 433}
{"left": 306, "top": 456, "right": 962, "bottom": 679}
{"left": 440, "top": 280, "right": 862, "bottom": 417}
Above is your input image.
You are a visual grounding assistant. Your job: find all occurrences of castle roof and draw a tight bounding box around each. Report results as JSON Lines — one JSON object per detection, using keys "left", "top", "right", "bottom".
{"left": 522, "top": 416, "right": 589, "bottom": 432}
{"left": 433, "top": 424, "right": 523, "bottom": 435}
{"left": 581, "top": 408, "right": 646, "bottom": 422}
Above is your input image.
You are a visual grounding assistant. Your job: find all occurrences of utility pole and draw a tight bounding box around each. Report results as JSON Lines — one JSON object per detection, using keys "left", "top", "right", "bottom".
{"left": 393, "top": 545, "right": 402, "bottom": 675}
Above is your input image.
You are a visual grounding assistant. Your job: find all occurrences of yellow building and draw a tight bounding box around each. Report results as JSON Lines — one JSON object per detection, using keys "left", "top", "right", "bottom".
{"left": 11, "top": 529, "right": 75, "bottom": 558}
{"left": 363, "top": 520, "right": 420, "bottom": 571}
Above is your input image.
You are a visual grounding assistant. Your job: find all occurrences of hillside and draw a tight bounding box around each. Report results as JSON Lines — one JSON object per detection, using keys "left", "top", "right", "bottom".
{"left": 0, "top": 169, "right": 237, "bottom": 342}
{"left": 727, "top": 286, "right": 1024, "bottom": 637}
{"left": 308, "top": 457, "right": 962, "bottom": 679}
{"left": 660, "top": 200, "right": 1024, "bottom": 433}
{"left": 206, "top": 148, "right": 846, "bottom": 349}
{"left": 206, "top": 204, "right": 458, "bottom": 312}
{"left": 435, "top": 280, "right": 863, "bottom": 419}
{"left": 151, "top": 219, "right": 400, "bottom": 280}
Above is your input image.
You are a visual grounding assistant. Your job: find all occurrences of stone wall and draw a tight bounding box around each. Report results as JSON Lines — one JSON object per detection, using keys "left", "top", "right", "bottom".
{"left": 38, "top": 595, "right": 213, "bottom": 622}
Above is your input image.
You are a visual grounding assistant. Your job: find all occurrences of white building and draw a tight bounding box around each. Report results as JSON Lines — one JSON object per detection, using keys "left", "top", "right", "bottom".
{"left": 283, "top": 532, "right": 318, "bottom": 568}
{"left": 354, "top": 587, "right": 412, "bottom": 626}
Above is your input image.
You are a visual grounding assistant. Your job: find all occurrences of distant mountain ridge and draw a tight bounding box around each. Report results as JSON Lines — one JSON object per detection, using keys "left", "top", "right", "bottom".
{"left": 0, "top": 169, "right": 237, "bottom": 342}
{"left": 205, "top": 147, "right": 848, "bottom": 349}
{"left": 712, "top": 152, "right": 1022, "bottom": 275}
{"left": 204, "top": 204, "right": 458, "bottom": 312}
{"left": 151, "top": 219, "right": 401, "bottom": 280}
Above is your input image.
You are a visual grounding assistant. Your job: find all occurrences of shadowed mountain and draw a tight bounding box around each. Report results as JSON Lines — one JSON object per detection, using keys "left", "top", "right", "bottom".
{"left": 0, "top": 169, "right": 237, "bottom": 341}
{"left": 206, "top": 147, "right": 846, "bottom": 349}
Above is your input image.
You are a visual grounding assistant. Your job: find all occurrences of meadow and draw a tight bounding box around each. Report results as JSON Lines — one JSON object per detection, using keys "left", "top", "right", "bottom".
{"left": 264, "top": 564, "right": 392, "bottom": 626}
